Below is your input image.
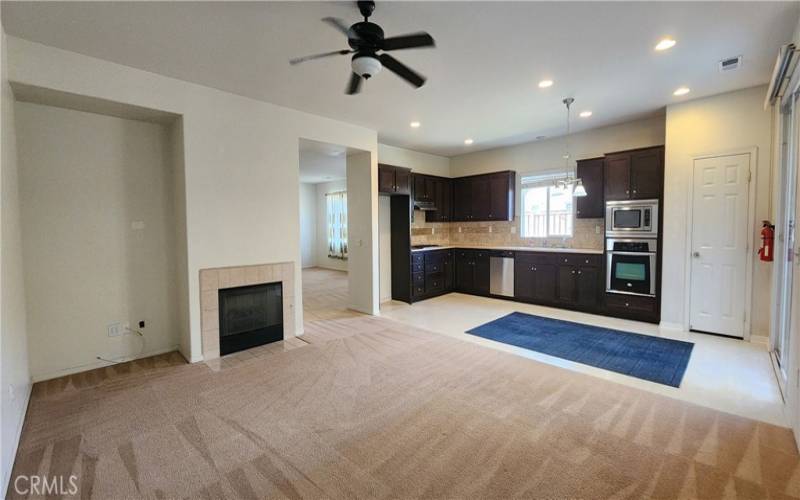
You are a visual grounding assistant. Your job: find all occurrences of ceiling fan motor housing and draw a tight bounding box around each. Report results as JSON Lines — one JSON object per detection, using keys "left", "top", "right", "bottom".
{"left": 348, "top": 22, "right": 384, "bottom": 49}
{"left": 351, "top": 53, "right": 382, "bottom": 79}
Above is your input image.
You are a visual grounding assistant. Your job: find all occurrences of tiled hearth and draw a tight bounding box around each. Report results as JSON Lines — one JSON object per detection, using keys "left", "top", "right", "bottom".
{"left": 199, "top": 262, "right": 295, "bottom": 360}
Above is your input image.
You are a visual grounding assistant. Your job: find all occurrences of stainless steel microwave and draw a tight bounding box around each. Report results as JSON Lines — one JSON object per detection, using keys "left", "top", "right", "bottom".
{"left": 605, "top": 199, "right": 659, "bottom": 238}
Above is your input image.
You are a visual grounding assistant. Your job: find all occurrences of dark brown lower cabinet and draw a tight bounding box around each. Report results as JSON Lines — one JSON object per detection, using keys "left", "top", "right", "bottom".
{"left": 515, "top": 252, "right": 601, "bottom": 313}
{"left": 455, "top": 249, "right": 474, "bottom": 291}
{"left": 576, "top": 266, "right": 602, "bottom": 308}
{"left": 411, "top": 249, "right": 454, "bottom": 302}
{"left": 407, "top": 248, "right": 654, "bottom": 322}
{"left": 454, "top": 249, "right": 489, "bottom": 295}
{"left": 604, "top": 293, "right": 658, "bottom": 322}
{"left": 533, "top": 264, "right": 557, "bottom": 302}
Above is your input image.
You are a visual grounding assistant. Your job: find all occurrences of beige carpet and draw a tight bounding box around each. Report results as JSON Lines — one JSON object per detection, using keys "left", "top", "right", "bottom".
{"left": 9, "top": 315, "right": 800, "bottom": 499}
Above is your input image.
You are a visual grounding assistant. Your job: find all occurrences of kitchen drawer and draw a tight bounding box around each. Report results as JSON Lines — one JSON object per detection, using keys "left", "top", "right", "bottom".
{"left": 515, "top": 252, "right": 557, "bottom": 264}
{"left": 412, "top": 283, "right": 426, "bottom": 297}
{"left": 425, "top": 255, "right": 445, "bottom": 274}
{"left": 426, "top": 273, "right": 445, "bottom": 292}
{"left": 412, "top": 261, "right": 425, "bottom": 273}
{"left": 412, "top": 272, "right": 425, "bottom": 286}
{"left": 412, "top": 253, "right": 424, "bottom": 266}
{"left": 554, "top": 254, "right": 602, "bottom": 266}
{"left": 605, "top": 294, "right": 656, "bottom": 313}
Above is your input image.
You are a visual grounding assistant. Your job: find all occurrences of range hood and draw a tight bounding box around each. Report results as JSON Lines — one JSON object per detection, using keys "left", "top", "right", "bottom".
{"left": 414, "top": 200, "right": 437, "bottom": 211}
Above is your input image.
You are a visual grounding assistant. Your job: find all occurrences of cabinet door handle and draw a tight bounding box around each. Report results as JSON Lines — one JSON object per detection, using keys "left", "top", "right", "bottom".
{"left": 564, "top": 258, "right": 568, "bottom": 263}
{"left": 532, "top": 267, "right": 537, "bottom": 271}
{"left": 633, "top": 189, "right": 637, "bottom": 194}
{"left": 625, "top": 302, "right": 630, "bottom": 307}
{"left": 571, "top": 270, "right": 575, "bottom": 274}
{"left": 577, "top": 270, "right": 582, "bottom": 275}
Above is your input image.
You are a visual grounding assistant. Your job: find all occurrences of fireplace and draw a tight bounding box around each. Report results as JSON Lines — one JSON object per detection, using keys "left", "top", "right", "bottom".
{"left": 218, "top": 282, "right": 283, "bottom": 355}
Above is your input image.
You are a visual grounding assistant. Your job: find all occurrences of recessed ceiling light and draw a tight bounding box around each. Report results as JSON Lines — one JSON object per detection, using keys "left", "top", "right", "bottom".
{"left": 538, "top": 79, "right": 554, "bottom": 88}
{"left": 410, "top": 121, "right": 421, "bottom": 128}
{"left": 673, "top": 86, "right": 690, "bottom": 96}
{"left": 464, "top": 138, "right": 474, "bottom": 145}
{"left": 579, "top": 110, "right": 592, "bottom": 118}
{"left": 655, "top": 38, "right": 676, "bottom": 51}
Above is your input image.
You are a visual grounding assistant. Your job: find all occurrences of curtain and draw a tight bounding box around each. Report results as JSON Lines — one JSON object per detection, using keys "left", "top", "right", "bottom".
{"left": 326, "top": 191, "right": 348, "bottom": 260}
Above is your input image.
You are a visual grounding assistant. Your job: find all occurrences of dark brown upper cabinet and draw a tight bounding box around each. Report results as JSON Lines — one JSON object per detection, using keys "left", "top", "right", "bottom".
{"left": 378, "top": 164, "right": 411, "bottom": 195}
{"left": 412, "top": 174, "right": 435, "bottom": 202}
{"left": 575, "top": 157, "right": 604, "bottom": 218}
{"left": 629, "top": 147, "right": 664, "bottom": 199}
{"left": 452, "top": 171, "right": 515, "bottom": 222}
{"left": 604, "top": 146, "right": 664, "bottom": 201}
{"left": 425, "top": 176, "right": 453, "bottom": 222}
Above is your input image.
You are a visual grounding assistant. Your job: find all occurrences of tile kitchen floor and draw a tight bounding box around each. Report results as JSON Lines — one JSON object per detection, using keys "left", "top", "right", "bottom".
{"left": 380, "top": 292, "right": 787, "bottom": 427}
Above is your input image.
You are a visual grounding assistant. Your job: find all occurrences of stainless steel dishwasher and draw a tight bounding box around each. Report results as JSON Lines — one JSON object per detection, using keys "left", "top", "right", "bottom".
{"left": 489, "top": 250, "right": 515, "bottom": 297}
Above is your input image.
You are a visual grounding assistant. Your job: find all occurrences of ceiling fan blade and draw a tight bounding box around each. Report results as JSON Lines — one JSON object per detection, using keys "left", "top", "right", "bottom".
{"left": 346, "top": 72, "right": 363, "bottom": 95}
{"left": 378, "top": 53, "right": 426, "bottom": 88}
{"left": 322, "top": 17, "right": 356, "bottom": 38}
{"left": 289, "top": 49, "right": 353, "bottom": 65}
{"left": 381, "top": 32, "right": 435, "bottom": 51}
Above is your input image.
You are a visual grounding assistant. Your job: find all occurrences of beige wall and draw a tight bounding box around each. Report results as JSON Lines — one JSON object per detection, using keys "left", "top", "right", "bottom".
{"left": 299, "top": 182, "right": 316, "bottom": 268}
{"left": 0, "top": 27, "right": 30, "bottom": 496}
{"left": 378, "top": 143, "right": 450, "bottom": 177}
{"left": 347, "top": 152, "right": 378, "bottom": 314}
{"left": 663, "top": 85, "right": 773, "bottom": 335}
{"left": 6, "top": 36, "right": 380, "bottom": 361}
{"left": 15, "top": 102, "right": 181, "bottom": 381}
{"left": 314, "top": 179, "right": 348, "bottom": 272}
{"left": 450, "top": 115, "right": 665, "bottom": 177}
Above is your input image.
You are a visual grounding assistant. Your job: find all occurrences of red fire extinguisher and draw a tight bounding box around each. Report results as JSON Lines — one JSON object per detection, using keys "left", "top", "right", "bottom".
{"left": 758, "top": 221, "right": 775, "bottom": 262}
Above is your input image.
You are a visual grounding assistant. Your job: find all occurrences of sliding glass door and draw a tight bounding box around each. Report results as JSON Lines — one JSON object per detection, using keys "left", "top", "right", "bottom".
{"left": 773, "top": 84, "right": 800, "bottom": 387}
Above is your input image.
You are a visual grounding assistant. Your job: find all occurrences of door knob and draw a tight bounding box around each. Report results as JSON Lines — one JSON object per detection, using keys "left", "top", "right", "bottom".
{"left": 693, "top": 251, "right": 700, "bottom": 258}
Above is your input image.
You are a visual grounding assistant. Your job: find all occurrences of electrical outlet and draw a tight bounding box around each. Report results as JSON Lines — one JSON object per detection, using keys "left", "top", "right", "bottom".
{"left": 107, "top": 322, "right": 123, "bottom": 337}
{"left": 595, "top": 225, "right": 601, "bottom": 234}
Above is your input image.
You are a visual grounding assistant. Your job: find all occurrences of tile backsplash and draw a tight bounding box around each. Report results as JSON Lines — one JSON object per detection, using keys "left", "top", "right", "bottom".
{"left": 411, "top": 210, "right": 604, "bottom": 250}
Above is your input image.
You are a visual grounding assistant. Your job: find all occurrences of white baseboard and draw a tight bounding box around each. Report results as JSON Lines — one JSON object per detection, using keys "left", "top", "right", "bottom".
{"left": 30, "top": 345, "right": 180, "bottom": 383}
{"left": 659, "top": 321, "right": 685, "bottom": 332}
{"left": 2, "top": 382, "right": 31, "bottom": 499}
{"left": 750, "top": 334, "right": 770, "bottom": 346}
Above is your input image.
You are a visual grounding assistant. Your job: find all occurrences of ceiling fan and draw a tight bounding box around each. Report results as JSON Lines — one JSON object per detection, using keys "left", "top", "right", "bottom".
{"left": 289, "top": 0, "right": 436, "bottom": 94}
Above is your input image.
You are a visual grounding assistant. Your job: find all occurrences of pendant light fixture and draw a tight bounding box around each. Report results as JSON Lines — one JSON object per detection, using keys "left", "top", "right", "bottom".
{"left": 557, "top": 97, "right": 587, "bottom": 197}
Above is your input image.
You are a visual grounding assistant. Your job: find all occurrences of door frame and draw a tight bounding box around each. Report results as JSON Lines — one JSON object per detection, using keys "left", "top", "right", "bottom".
{"left": 683, "top": 147, "right": 758, "bottom": 340}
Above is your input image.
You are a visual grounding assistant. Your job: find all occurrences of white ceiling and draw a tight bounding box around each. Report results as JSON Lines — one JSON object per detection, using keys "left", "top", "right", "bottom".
{"left": 299, "top": 139, "right": 348, "bottom": 184}
{"left": 2, "top": 1, "right": 797, "bottom": 156}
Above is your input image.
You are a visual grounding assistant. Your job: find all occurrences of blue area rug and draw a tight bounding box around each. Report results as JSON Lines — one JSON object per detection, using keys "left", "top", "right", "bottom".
{"left": 466, "top": 312, "right": 694, "bottom": 387}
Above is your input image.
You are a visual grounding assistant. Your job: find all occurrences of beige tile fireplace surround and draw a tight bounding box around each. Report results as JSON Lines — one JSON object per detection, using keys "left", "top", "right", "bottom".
{"left": 199, "top": 262, "right": 295, "bottom": 360}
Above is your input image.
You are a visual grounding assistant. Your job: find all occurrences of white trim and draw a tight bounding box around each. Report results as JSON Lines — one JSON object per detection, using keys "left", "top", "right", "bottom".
{"left": 1, "top": 383, "right": 31, "bottom": 499}
{"left": 30, "top": 345, "right": 181, "bottom": 383}
{"left": 683, "top": 147, "right": 758, "bottom": 341}
{"left": 659, "top": 321, "right": 685, "bottom": 332}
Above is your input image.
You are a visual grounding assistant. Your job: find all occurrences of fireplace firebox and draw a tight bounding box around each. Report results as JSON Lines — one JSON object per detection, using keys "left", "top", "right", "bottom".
{"left": 218, "top": 282, "right": 283, "bottom": 355}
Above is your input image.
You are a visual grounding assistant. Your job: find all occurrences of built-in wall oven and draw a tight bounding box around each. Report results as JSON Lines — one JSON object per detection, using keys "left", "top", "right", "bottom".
{"left": 605, "top": 199, "right": 659, "bottom": 238}
{"left": 605, "top": 238, "right": 657, "bottom": 297}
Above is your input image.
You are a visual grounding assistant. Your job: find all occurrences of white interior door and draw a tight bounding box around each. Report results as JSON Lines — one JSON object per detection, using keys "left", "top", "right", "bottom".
{"left": 689, "top": 154, "right": 751, "bottom": 338}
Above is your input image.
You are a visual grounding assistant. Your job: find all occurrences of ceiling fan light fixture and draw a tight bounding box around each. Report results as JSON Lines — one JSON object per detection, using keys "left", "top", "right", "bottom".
{"left": 351, "top": 54, "right": 382, "bottom": 79}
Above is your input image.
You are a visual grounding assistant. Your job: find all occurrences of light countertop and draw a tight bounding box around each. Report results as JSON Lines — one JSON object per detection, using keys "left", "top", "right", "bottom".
{"left": 411, "top": 245, "right": 603, "bottom": 255}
